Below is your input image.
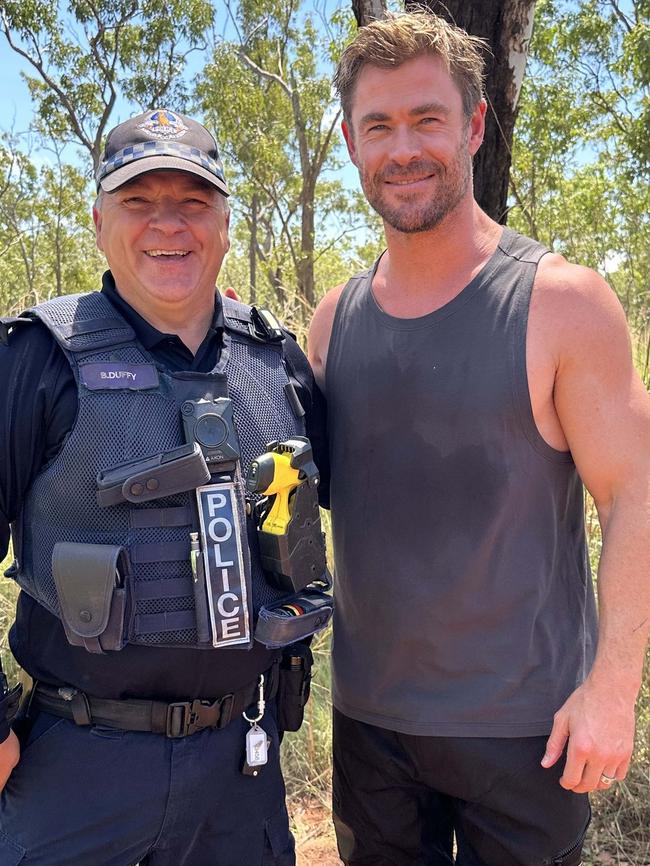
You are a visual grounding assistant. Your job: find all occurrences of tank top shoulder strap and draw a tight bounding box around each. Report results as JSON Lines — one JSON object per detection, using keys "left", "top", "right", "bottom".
{"left": 498, "top": 226, "right": 549, "bottom": 266}
{"left": 327, "top": 257, "right": 381, "bottom": 388}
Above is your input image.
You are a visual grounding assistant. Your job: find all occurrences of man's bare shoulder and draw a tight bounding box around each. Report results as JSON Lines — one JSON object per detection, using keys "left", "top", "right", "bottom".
{"left": 532, "top": 252, "right": 630, "bottom": 364}
{"left": 308, "top": 283, "right": 347, "bottom": 392}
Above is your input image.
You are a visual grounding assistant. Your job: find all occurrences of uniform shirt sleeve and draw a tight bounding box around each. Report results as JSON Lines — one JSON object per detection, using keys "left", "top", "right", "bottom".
{"left": 0, "top": 322, "right": 76, "bottom": 561}
{"left": 281, "top": 331, "right": 330, "bottom": 509}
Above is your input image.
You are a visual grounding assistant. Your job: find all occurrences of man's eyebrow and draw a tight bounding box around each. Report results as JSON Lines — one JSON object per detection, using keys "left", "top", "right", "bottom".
{"left": 359, "top": 102, "right": 451, "bottom": 127}
{"left": 409, "top": 102, "right": 450, "bottom": 117}
{"left": 359, "top": 111, "right": 391, "bottom": 126}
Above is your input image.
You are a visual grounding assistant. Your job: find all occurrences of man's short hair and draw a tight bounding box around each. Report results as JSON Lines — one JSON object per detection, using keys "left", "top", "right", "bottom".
{"left": 334, "top": 10, "right": 487, "bottom": 124}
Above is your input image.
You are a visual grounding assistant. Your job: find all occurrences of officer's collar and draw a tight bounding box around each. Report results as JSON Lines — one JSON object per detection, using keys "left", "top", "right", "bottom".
{"left": 100, "top": 271, "right": 225, "bottom": 351}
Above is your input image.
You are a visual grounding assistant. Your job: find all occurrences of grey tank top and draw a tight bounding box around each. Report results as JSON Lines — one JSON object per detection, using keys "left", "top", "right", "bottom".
{"left": 326, "top": 227, "right": 598, "bottom": 737}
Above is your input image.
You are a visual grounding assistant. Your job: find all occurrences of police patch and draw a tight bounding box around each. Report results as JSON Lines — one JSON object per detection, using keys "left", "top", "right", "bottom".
{"left": 137, "top": 109, "right": 188, "bottom": 140}
{"left": 196, "top": 482, "right": 251, "bottom": 648}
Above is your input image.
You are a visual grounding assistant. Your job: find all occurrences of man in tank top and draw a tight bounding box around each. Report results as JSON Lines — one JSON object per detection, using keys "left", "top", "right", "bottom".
{"left": 308, "top": 11, "right": 650, "bottom": 866}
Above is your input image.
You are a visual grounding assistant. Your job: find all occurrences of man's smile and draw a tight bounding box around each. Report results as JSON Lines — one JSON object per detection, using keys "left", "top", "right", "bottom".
{"left": 384, "top": 174, "right": 435, "bottom": 187}
{"left": 144, "top": 249, "right": 191, "bottom": 258}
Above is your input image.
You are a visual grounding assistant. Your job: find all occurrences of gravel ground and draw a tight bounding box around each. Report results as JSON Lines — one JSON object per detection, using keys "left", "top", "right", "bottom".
{"left": 291, "top": 800, "right": 341, "bottom": 866}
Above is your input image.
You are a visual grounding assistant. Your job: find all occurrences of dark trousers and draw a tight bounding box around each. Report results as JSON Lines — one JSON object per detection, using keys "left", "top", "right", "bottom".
{"left": 333, "top": 708, "right": 590, "bottom": 866}
{"left": 0, "top": 708, "right": 294, "bottom": 865}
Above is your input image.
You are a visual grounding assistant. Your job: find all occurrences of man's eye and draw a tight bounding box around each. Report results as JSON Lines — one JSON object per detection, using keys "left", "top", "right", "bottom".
{"left": 368, "top": 124, "right": 388, "bottom": 132}
{"left": 123, "top": 196, "right": 148, "bottom": 205}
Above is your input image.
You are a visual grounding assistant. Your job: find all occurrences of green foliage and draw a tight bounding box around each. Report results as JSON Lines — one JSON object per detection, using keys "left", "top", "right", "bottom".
{"left": 0, "top": 0, "right": 214, "bottom": 168}
{"left": 510, "top": 0, "right": 650, "bottom": 337}
{"left": 0, "top": 137, "right": 103, "bottom": 312}
{"left": 196, "top": 0, "right": 370, "bottom": 313}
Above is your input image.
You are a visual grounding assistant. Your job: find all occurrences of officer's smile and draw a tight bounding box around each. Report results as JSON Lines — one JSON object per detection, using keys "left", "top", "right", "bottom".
{"left": 145, "top": 249, "right": 190, "bottom": 258}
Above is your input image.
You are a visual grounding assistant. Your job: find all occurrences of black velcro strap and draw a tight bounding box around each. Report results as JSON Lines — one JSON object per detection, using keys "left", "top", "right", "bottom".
{"left": 133, "top": 610, "right": 196, "bottom": 635}
{"left": 129, "top": 506, "right": 193, "bottom": 529}
{"left": 130, "top": 541, "right": 189, "bottom": 563}
{"left": 30, "top": 664, "right": 279, "bottom": 738}
{"left": 133, "top": 578, "right": 194, "bottom": 601}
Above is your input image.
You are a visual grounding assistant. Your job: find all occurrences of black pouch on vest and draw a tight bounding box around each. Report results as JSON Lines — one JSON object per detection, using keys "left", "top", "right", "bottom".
{"left": 52, "top": 542, "right": 131, "bottom": 653}
{"left": 277, "top": 642, "right": 313, "bottom": 732}
{"left": 254, "top": 587, "right": 333, "bottom": 648}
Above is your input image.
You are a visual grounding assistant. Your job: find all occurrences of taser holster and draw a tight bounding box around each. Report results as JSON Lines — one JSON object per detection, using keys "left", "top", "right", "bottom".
{"left": 247, "top": 438, "right": 334, "bottom": 648}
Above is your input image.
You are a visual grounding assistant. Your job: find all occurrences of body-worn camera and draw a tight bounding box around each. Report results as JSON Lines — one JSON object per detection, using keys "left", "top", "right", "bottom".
{"left": 181, "top": 398, "right": 241, "bottom": 469}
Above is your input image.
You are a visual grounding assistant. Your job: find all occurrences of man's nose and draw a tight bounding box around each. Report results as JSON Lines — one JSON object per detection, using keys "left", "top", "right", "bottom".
{"left": 388, "top": 126, "right": 423, "bottom": 165}
{"left": 148, "top": 200, "right": 186, "bottom": 232}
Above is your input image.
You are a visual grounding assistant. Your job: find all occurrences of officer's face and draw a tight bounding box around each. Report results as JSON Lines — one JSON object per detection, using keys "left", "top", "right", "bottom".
{"left": 93, "top": 170, "right": 230, "bottom": 313}
{"left": 342, "top": 54, "right": 485, "bottom": 234}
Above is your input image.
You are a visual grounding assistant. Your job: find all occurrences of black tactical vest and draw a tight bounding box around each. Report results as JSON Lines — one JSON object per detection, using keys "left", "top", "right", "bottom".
{"left": 11, "top": 291, "right": 304, "bottom": 651}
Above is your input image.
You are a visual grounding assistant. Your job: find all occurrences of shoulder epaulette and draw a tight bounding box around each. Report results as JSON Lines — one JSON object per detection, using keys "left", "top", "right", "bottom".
{"left": 0, "top": 316, "right": 33, "bottom": 347}
{"left": 26, "top": 293, "right": 135, "bottom": 353}
{"left": 221, "top": 295, "right": 284, "bottom": 344}
{"left": 250, "top": 306, "right": 284, "bottom": 343}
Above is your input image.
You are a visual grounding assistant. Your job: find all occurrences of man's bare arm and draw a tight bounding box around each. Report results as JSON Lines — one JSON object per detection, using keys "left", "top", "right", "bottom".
{"left": 307, "top": 284, "right": 346, "bottom": 393}
{"left": 0, "top": 732, "right": 20, "bottom": 790}
{"left": 537, "top": 258, "right": 650, "bottom": 793}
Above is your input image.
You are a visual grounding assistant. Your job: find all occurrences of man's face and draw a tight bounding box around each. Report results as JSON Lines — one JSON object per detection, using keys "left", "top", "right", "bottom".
{"left": 342, "top": 54, "right": 485, "bottom": 233}
{"left": 93, "top": 170, "right": 230, "bottom": 310}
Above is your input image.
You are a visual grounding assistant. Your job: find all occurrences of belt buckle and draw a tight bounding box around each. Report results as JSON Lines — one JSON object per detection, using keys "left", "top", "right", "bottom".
{"left": 166, "top": 694, "right": 235, "bottom": 738}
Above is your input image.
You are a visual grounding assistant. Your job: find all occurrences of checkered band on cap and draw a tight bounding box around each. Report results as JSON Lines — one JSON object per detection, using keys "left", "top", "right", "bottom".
{"left": 96, "top": 140, "right": 226, "bottom": 187}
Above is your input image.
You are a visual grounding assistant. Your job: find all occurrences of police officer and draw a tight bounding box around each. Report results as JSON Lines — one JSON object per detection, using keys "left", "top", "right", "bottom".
{"left": 0, "top": 109, "right": 326, "bottom": 865}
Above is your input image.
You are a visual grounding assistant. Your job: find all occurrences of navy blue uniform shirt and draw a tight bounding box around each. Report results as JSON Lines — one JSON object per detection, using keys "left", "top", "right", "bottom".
{"left": 0, "top": 273, "right": 328, "bottom": 710}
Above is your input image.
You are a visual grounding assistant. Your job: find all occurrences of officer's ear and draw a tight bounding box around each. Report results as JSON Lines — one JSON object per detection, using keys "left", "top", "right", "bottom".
{"left": 93, "top": 192, "right": 104, "bottom": 252}
{"left": 222, "top": 198, "right": 231, "bottom": 231}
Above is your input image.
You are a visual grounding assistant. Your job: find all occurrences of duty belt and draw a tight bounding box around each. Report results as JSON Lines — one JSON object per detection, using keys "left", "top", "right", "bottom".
{"left": 30, "top": 662, "right": 279, "bottom": 738}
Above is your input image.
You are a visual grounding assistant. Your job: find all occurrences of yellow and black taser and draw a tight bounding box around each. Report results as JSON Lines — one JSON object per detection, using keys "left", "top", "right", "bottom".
{"left": 246, "top": 437, "right": 327, "bottom": 593}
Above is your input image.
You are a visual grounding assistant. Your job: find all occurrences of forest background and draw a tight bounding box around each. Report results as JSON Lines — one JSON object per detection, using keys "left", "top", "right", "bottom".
{"left": 0, "top": 0, "right": 648, "bottom": 863}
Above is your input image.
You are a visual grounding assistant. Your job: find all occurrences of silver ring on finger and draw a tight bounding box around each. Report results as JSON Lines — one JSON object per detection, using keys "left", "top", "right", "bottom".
{"left": 600, "top": 773, "right": 616, "bottom": 786}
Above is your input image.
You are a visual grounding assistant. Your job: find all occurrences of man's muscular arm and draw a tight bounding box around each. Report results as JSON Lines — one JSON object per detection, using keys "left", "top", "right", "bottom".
{"left": 537, "top": 258, "right": 650, "bottom": 794}
{"left": 307, "top": 284, "right": 345, "bottom": 393}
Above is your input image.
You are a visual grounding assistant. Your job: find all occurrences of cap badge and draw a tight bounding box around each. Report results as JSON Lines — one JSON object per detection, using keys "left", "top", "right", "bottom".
{"left": 137, "top": 110, "right": 188, "bottom": 140}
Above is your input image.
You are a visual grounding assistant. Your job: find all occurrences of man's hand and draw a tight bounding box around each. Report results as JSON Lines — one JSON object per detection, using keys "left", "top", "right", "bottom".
{"left": 541, "top": 678, "right": 636, "bottom": 793}
{"left": 0, "top": 730, "right": 20, "bottom": 791}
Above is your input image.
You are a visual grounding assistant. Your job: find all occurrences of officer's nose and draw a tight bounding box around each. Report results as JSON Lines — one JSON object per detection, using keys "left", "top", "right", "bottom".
{"left": 148, "top": 200, "right": 186, "bottom": 234}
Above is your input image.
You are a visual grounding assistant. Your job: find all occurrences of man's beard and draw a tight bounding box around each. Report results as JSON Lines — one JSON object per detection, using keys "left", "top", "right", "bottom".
{"left": 360, "top": 144, "right": 472, "bottom": 234}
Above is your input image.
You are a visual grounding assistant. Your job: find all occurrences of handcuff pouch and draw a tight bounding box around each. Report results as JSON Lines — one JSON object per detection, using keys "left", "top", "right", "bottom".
{"left": 52, "top": 542, "right": 130, "bottom": 653}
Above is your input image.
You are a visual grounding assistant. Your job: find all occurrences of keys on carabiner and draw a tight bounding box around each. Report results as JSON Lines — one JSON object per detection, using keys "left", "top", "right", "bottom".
{"left": 242, "top": 674, "right": 270, "bottom": 777}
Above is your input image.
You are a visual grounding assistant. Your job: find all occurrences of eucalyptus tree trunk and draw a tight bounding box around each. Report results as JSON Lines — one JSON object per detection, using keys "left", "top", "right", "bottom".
{"left": 352, "top": 0, "right": 387, "bottom": 26}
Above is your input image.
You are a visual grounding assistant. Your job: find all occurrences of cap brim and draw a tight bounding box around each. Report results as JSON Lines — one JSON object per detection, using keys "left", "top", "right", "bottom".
{"left": 99, "top": 155, "right": 230, "bottom": 196}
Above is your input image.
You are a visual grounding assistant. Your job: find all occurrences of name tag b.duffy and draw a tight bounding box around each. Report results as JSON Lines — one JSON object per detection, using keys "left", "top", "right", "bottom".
{"left": 80, "top": 363, "right": 159, "bottom": 390}
{"left": 196, "top": 483, "right": 251, "bottom": 648}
